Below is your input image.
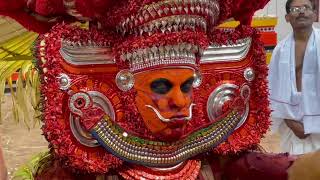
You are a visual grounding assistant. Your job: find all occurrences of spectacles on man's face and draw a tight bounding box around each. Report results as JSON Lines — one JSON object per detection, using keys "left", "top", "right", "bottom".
{"left": 289, "top": 5, "right": 314, "bottom": 14}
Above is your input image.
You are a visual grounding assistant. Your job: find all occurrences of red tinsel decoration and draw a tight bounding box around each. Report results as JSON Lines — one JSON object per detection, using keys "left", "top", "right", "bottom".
{"left": 213, "top": 28, "right": 271, "bottom": 154}
{"left": 0, "top": 0, "right": 270, "bottom": 34}
{"left": 36, "top": 24, "right": 122, "bottom": 174}
{"left": 0, "top": 0, "right": 25, "bottom": 10}
{"left": 218, "top": 0, "right": 270, "bottom": 25}
{"left": 32, "top": 0, "right": 65, "bottom": 16}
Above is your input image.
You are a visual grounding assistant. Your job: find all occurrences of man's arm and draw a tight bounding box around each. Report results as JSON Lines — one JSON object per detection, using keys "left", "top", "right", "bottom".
{"left": 284, "top": 119, "right": 310, "bottom": 139}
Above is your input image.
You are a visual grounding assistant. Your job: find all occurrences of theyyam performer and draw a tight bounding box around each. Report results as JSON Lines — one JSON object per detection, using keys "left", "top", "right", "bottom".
{"left": 0, "top": 0, "right": 307, "bottom": 179}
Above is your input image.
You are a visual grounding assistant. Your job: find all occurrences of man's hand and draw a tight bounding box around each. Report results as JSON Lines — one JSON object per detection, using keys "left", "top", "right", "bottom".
{"left": 284, "top": 119, "right": 310, "bottom": 139}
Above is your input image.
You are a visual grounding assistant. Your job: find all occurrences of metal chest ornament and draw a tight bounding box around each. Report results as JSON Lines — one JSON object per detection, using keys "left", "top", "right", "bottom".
{"left": 5, "top": 0, "right": 271, "bottom": 179}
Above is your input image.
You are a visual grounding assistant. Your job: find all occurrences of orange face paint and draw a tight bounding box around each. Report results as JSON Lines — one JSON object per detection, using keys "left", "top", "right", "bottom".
{"left": 134, "top": 68, "right": 194, "bottom": 141}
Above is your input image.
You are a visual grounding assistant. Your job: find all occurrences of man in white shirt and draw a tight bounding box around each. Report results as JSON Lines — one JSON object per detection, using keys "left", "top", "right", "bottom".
{"left": 269, "top": 0, "right": 320, "bottom": 154}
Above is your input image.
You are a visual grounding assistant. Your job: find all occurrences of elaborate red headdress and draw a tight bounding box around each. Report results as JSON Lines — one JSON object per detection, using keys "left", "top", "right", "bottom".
{"left": 1, "top": 0, "right": 271, "bottom": 177}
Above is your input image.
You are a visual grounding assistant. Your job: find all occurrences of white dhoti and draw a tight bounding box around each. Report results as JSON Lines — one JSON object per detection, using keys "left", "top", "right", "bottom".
{"left": 273, "top": 118, "right": 320, "bottom": 155}
{"left": 268, "top": 28, "right": 320, "bottom": 155}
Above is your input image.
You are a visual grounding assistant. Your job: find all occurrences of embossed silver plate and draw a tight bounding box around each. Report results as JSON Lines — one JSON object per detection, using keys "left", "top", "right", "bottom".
{"left": 60, "top": 40, "right": 115, "bottom": 65}
{"left": 70, "top": 91, "right": 115, "bottom": 147}
{"left": 200, "top": 38, "right": 252, "bottom": 63}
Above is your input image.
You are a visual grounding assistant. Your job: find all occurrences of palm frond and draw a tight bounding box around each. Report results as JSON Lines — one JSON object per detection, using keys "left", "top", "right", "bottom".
{"left": 0, "top": 16, "right": 40, "bottom": 126}
{"left": 12, "top": 151, "right": 52, "bottom": 180}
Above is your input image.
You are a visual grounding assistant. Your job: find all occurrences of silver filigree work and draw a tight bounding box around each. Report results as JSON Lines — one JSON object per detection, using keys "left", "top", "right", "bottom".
{"left": 70, "top": 116, "right": 100, "bottom": 147}
{"left": 69, "top": 91, "right": 115, "bottom": 147}
{"left": 69, "top": 92, "right": 91, "bottom": 116}
{"left": 240, "top": 84, "right": 251, "bottom": 103}
{"left": 200, "top": 38, "right": 252, "bottom": 63}
{"left": 121, "top": 44, "right": 200, "bottom": 72}
{"left": 207, "top": 84, "right": 239, "bottom": 121}
{"left": 116, "top": 70, "right": 135, "bottom": 91}
{"left": 206, "top": 83, "right": 250, "bottom": 129}
{"left": 244, "top": 67, "right": 255, "bottom": 82}
{"left": 60, "top": 39, "right": 115, "bottom": 66}
{"left": 230, "top": 84, "right": 251, "bottom": 129}
{"left": 235, "top": 103, "right": 249, "bottom": 130}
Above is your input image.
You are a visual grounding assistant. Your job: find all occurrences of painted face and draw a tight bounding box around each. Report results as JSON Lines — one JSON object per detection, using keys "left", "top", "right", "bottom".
{"left": 285, "top": 0, "right": 316, "bottom": 29}
{"left": 134, "top": 68, "right": 194, "bottom": 141}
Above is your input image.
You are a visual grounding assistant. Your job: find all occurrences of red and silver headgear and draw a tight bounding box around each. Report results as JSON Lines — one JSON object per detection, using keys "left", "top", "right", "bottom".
{"left": 1, "top": 0, "right": 270, "bottom": 177}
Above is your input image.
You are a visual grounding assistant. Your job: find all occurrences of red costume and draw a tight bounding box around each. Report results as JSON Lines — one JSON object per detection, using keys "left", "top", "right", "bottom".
{"left": 0, "top": 0, "right": 296, "bottom": 179}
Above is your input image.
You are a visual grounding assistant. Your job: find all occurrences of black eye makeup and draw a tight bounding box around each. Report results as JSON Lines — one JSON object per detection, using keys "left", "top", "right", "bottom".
{"left": 150, "top": 78, "right": 173, "bottom": 94}
{"left": 180, "top": 77, "right": 194, "bottom": 93}
{"left": 150, "top": 76, "right": 194, "bottom": 95}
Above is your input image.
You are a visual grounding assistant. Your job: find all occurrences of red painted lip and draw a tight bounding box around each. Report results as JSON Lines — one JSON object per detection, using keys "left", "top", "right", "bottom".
{"left": 167, "top": 118, "right": 187, "bottom": 128}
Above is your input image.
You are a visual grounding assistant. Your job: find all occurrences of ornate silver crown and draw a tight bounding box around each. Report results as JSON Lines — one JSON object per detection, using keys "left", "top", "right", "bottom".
{"left": 120, "top": 43, "right": 202, "bottom": 72}
{"left": 117, "top": 0, "right": 220, "bottom": 36}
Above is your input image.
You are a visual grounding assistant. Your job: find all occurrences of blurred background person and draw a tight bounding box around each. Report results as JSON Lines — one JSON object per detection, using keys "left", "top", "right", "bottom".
{"left": 269, "top": 0, "right": 320, "bottom": 154}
